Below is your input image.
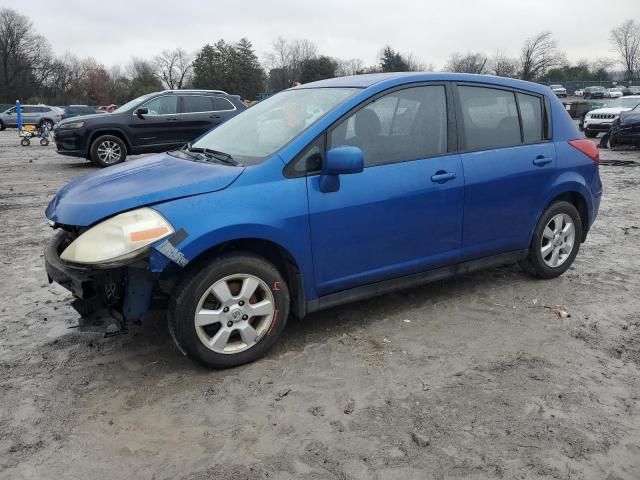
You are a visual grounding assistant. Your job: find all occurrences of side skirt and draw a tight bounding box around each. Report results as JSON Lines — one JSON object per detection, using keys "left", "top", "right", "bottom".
{"left": 305, "top": 250, "right": 528, "bottom": 315}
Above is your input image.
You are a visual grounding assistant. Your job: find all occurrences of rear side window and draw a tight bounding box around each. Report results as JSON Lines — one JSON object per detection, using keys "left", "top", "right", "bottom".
{"left": 330, "top": 85, "right": 448, "bottom": 167}
{"left": 517, "top": 93, "right": 543, "bottom": 143}
{"left": 182, "top": 95, "right": 213, "bottom": 113}
{"left": 458, "top": 86, "right": 521, "bottom": 151}
{"left": 212, "top": 97, "right": 236, "bottom": 111}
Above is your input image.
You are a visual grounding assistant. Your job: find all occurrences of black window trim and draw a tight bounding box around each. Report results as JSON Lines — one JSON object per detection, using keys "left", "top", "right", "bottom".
{"left": 284, "top": 132, "right": 326, "bottom": 178}
{"left": 453, "top": 82, "right": 553, "bottom": 154}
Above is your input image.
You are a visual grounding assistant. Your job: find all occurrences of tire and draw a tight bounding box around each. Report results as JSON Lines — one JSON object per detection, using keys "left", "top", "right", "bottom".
{"left": 0, "top": 120, "right": 5, "bottom": 131}
{"left": 20, "top": 138, "right": 29, "bottom": 146}
{"left": 90, "top": 135, "right": 127, "bottom": 167}
{"left": 169, "top": 253, "right": 290, "bottom": 369}
{"left": 39, "top": 119, "right": 54, "bottom": 130}
{"left": 584, "top": 130, "right": 598, "bottom": 138}
{"left": 520, "top": 201, "right": 582, "bottom": 279}
{"left": 40, "top": 137, "right": 49, "bottom": 146}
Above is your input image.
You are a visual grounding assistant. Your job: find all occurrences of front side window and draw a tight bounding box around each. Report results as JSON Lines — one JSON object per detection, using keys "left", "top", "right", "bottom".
{"left": 517, "top": 93, "right": 543, "bottom": 143}
{"left": 142, "top": 96, "right": 178, "bottom": 115}
{"left": 458, "top": 86, "right": 521, "bottom": 151}
{"left": 182, "top": 95, "right": 213, "bottom": 113}
{"left": 329, "top": 85, "right": 448, "bottom": 166}
{"left": 191, "top": 87, "right": 358, "bottom": 165}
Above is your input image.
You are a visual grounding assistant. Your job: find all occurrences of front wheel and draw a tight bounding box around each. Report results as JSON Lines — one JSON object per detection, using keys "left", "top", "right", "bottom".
{"left": 20, "top": 138, "right": 30, "bottom": 146}
{"left": 90, "top": 135, "right": 127, "bottom": 167}
{"left": 520, "top": 201, "right": 582, "bottom": 279}
{"left": 169, "top": 253, "right": 290, "bottom": 369}
{"left": 40, "top": 137, "right": 49, "bottom": 146}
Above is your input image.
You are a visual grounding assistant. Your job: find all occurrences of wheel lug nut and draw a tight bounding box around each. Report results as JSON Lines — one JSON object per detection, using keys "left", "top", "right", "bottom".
{"left": 239, "top": 301, "right": 244, "bottom": 306}
{"left": 242, "top": 315, "right": 248, "bottom": 320}
{"left": 227, "top": 321, "right": 233, "bottom": 327}
{"left": 223, "top": 307, "right": 229, "bottom": 312}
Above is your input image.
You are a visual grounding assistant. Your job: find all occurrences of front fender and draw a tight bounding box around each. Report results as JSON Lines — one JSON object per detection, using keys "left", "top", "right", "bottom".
{"left": 149, "top": 172, "right": 317, "bottom": 300}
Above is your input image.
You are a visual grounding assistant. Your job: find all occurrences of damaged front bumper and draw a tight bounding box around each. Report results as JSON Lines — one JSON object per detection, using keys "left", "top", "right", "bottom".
{"left": 45, "top": 231, "right": 156, "bottom": 332}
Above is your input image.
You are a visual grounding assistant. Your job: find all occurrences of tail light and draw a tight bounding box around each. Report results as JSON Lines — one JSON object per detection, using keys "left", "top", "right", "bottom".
{"left": 569, "top": 139, "right": 599, "bottom": 165}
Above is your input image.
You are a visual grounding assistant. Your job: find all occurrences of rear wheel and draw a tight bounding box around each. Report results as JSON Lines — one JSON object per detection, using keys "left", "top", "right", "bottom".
{"left": 90, "top": 135, "right": 127, "bottom": 167}
{"left": 520, "top": 201, "right": 582, "bottom": 279}
{"left": 20, "top": 138, "right": 29, "bottom": 146}
{"left": 169, "top": 253, "right": 290, "bottom": 369}
{"left": 0, "top": 120, "right": 5, "bottom": 131}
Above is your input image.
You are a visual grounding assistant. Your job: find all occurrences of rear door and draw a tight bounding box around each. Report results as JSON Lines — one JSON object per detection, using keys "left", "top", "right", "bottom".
{"left": 128, "top": 95, "right": 182, "bottom": 148}
{"left": 179, "top": 95, "right": 217, "bottom": 143}
{"left": 22, "top": 106, "right": 38, "bottom": 125}
{"left": 307, "top": 84, "right": 464, "bottom": 296}
{"left": 455, "top": 84, "right": 556, "bottom": 260}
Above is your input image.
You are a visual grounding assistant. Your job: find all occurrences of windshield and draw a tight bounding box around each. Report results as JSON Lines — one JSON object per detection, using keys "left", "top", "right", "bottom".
{"left": 191, "top": 88, "right": 358, "bottom": 164}
{"left": 112, "top": 93, "right": 155, "bottom": 114}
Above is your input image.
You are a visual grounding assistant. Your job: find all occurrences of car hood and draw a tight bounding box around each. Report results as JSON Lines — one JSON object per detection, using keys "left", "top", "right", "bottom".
{"left": 588, "top": 107, "right": 632, "bottom": 115}
{"left": 46, "top": 153, "right": 245, "bottom": 226}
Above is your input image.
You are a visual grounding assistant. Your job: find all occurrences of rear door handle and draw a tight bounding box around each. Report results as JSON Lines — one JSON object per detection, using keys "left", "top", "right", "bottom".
{"left": 209, "top": 115, "right": 221, "bottom": 120}
{"left": 166, "top": 117, "right": 179, "bottom": 121}
{"left": 431, "top": 171, "right": 457, "bottom": 183}
{"left": 533, "top": 155, "right": 552, "bottom": 166}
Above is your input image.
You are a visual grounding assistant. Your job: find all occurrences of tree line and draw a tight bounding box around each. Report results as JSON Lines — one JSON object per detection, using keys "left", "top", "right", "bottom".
{"left": 1, "top": 7, "right": 638, "bottom": 106}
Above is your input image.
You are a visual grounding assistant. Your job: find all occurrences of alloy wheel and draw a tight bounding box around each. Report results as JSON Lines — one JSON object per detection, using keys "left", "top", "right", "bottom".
{"left": 96, "top": 140, "right": 122, "bottom": 164}
{"left": 541, "top": 213, "right": 575, "bottom": 268}
{"left": 194, "top": 274, "right": 275, "bottom": 354}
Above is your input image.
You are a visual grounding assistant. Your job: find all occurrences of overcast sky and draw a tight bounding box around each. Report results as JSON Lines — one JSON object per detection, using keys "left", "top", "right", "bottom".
{"left": 4, "top": 0, "right": 640, "bottom": 70}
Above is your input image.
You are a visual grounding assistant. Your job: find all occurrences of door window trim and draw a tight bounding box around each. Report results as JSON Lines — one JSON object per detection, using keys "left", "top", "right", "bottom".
{"left": 453, "top": 82, "right": 552, "bottom": 154}
{"left": 211, "top": 97, "right": 237, "bottom": 112}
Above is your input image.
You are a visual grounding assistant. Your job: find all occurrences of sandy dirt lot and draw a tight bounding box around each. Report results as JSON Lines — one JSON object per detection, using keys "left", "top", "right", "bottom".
{"left": 0, "top": 129, "right": 639, "bottom": 480}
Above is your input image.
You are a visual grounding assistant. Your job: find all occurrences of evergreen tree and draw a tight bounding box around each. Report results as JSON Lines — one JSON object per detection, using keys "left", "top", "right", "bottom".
{"left": 380, "top": 46, "right": 410, "bottom": 72}
{"left": 300, "top": 56, "right": 337, "bottom": 83}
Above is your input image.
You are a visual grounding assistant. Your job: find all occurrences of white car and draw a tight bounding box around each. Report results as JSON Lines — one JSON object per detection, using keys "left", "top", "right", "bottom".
{"left": 583, "top": 95, "right": 640, "bottom": 137}
{"left": 604, "top": 88, "right": 623, "bottom": 99}
{"left": 550, "top": 84, "right": 567, "bottom": 97}
{"left": 574, "top": 89, "right": 584, "bottom": 97}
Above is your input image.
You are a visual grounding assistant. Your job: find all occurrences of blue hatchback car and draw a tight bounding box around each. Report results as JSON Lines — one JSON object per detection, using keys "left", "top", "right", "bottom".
{"left": 45, "top": 73, "right": 602, "bottom": 368}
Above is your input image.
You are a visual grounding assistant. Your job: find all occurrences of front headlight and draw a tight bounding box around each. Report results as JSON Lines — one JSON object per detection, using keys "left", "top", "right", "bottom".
{"left": 60, "top": 208, "right": 174, "bottom": 265}
{"left": 59, "top": 121, "right": 85, "bottom": 129}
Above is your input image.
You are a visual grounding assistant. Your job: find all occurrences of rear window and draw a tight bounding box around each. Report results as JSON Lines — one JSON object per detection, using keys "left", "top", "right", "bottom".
{"left": 458, "top": 86, "right": 521, "bottom": 151}
{"left": 517, "top": 93, "right": 543, "bottom": 143}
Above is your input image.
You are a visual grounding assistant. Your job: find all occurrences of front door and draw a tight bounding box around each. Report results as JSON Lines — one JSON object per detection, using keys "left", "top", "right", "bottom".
{"left": 307, "top": 85, "right": 464, "bottom": 296}
{"left": 128, "top": 95, "right": 182, "bottom": 149}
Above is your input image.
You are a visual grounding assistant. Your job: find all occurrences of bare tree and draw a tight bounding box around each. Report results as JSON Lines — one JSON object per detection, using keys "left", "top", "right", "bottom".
{"left": 446, "top": 52, "right": 488, "bottom": 74}
{"left": 265, "top": 37, "right": 318, "bottom": 90}
{"left": 336, "top": 58, "right": 365, "bottom": 76}
{"left": 154, "top": 48, "right": 193, "bottom": 89}
{"left": 0, "top": 8, "right": 51, "bottom": 102}
{"left": 489, "top": 51, "right": 518, "bottom": 78}
{"left": 519, "top": 31, "right": 564, "bottom": 81}
{"left": 609, "top": 20, "right": 640, "bottom": 81}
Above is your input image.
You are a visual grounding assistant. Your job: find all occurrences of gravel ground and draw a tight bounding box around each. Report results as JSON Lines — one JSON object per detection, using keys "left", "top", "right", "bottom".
{"left": 0, "top": 129, "right": 639, "bottom": 480}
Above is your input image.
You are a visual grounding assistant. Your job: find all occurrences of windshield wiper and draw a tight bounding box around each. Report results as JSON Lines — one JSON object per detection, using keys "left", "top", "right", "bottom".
{"left": 184, "top": 142, "right": 242, "bottom": 166}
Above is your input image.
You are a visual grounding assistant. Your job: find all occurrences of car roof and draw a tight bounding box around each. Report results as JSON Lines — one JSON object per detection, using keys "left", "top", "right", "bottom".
{"left": 295, "top": 72, "right": 553, "bottom": 96}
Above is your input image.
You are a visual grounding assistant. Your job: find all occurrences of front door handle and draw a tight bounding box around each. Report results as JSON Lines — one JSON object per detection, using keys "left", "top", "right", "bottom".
{"left": 166, "top": 117, "right": 179, "bottom": 121}
{"left": 533, "top": 155, "right": 552, "bottom": 166}
{"left": 209, "top": 115, "right": 221, "bottom": 120}
{"left": 431, "top": 171, "right": 457, "bottom": 183}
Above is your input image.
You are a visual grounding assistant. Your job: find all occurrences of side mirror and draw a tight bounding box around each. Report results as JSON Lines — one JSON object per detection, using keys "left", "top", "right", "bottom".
{"left": 319, "top": 146, "right": 364, "bottom": 193}
{"left": 134, "top": 107, "right": 148, "bottom": 117}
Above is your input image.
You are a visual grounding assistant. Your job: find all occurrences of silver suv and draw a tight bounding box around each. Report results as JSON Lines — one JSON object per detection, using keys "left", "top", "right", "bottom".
{"left": 0, "top": 105, "right": 62, "bottom": 130}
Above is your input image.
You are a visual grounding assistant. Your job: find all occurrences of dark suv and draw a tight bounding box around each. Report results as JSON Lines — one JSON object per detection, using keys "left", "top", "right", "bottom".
{"left": 54, "top": 90, "right": 246, "bottom": 167}
{"left": 583, "top": 86, "right": 605, "bottom": 99}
